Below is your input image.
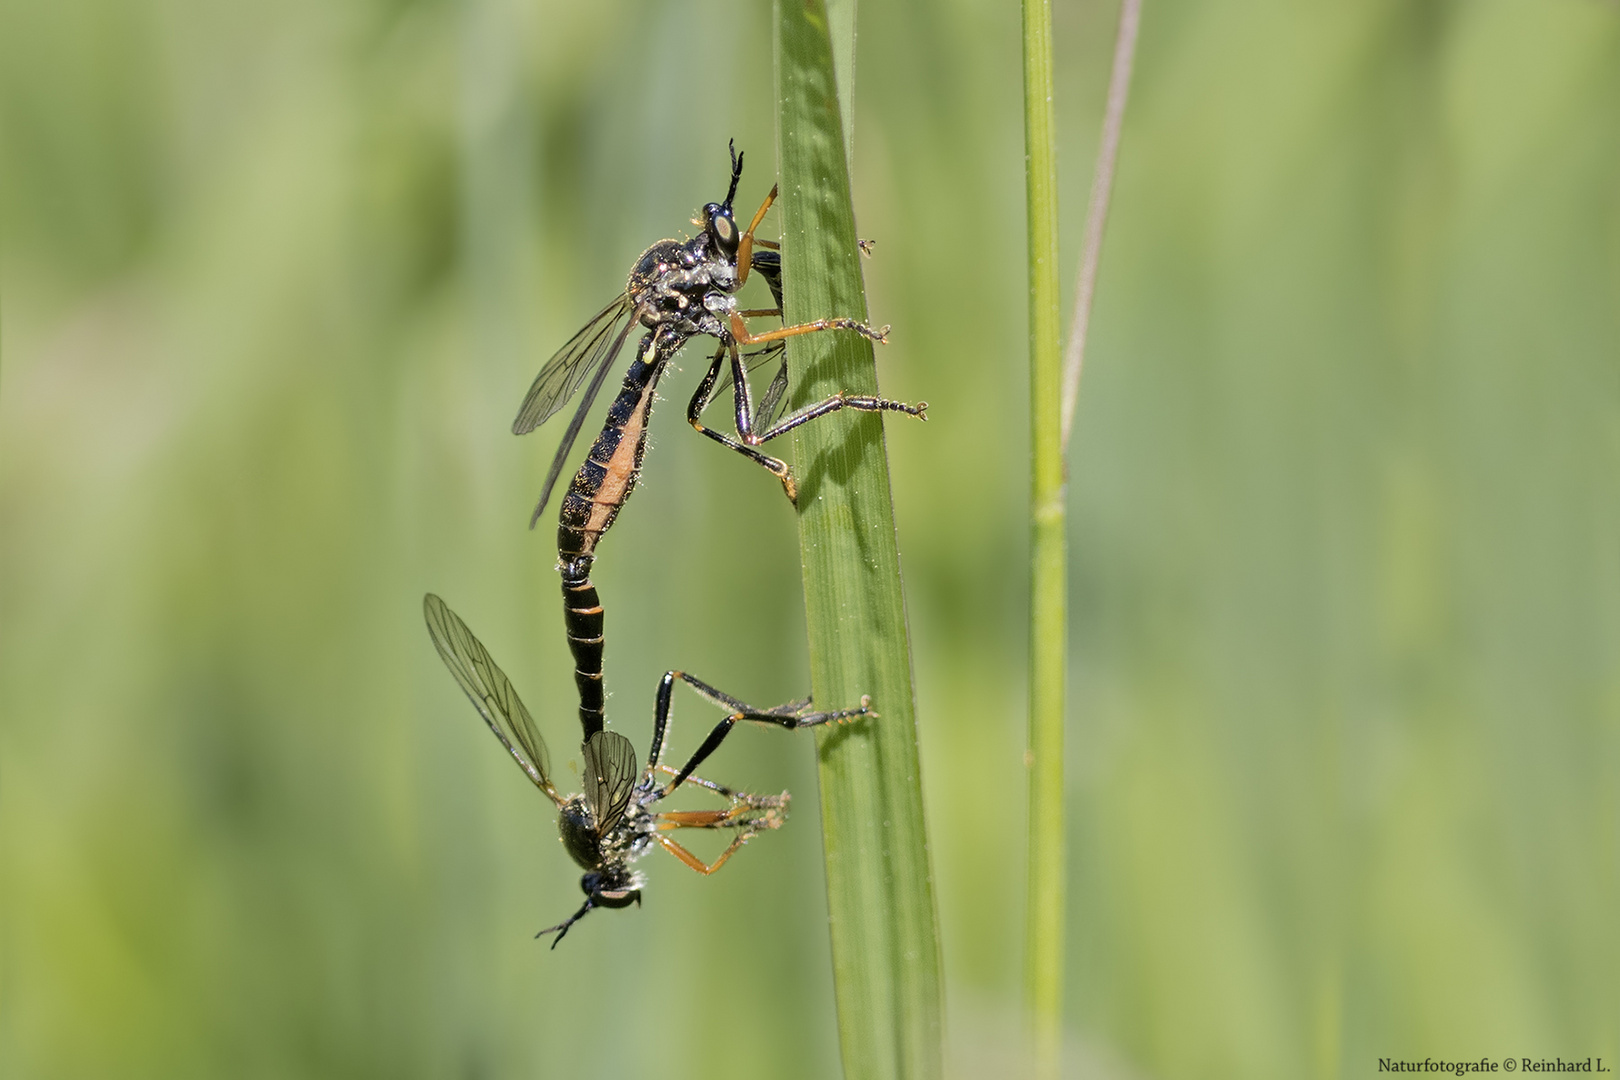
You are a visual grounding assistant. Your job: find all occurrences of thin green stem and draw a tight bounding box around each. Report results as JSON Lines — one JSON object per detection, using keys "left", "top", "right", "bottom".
{"left": 775, "top": 2, "right": 944, "bottom": 1078}
{"left": 1023, "top": 0, "right": 1067, "bottom": 1075}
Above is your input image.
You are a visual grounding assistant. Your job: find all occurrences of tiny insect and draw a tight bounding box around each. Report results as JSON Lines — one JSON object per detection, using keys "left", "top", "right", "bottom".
{"left": 423, "top": 593, "right": 872, "bottom": 947}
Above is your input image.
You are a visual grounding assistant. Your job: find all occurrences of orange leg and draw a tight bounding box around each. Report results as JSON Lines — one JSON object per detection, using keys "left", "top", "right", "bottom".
{"left": 650, "top": 771, "right": 789, "bottom": 829}
{"left": 654, "top": 831, "right": 756, "bottom": 876}
{"left": 655, "top": 809, "right": 748, "bottom": 829}
{"left": 728, "top": 311, "right": 890, "bottom": 348}
{"left": 656, "top": 799, "right": 786, "bottom": 828}
{"left": 736, "top": 184, "right": 779, "bottom": 287}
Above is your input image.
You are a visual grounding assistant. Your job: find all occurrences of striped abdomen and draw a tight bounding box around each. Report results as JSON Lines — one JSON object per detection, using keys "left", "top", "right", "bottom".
{"left": 561, "top": 561, "right": 605, "bottom": 740}
{"left": 557, "top": 332, "right": 669, "bottom": 566}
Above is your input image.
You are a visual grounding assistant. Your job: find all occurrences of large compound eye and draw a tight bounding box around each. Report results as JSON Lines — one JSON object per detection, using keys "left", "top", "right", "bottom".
{"left": 704, "top": 202, "right": 739, "bottom": 256}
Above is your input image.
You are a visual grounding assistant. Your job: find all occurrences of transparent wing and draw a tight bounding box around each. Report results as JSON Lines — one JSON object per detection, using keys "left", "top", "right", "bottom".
{"left": 582, "top": 730, "right": 640, "bottom": 836}
{"left": 754, "top": 346, "right": 793, "bottom": 431}
{"left": 423, "top": 594, "right": 563, "bottom": 806}
{"left": 512, "top": 294, "right": 637, "bottom": 435}
{"left": 526, "top": 313, "right": 643, "bottom": 528}
{"left": 711, "top": 341, "right": 792, "bottom": 431}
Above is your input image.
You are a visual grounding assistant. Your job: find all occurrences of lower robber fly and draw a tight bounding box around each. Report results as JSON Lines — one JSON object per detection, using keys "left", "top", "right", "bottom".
{"left": 423, "top": 593, "right": 871, "bottom": 947}
{"left": 522, "top": 142, "right": 925, "bottom": 740}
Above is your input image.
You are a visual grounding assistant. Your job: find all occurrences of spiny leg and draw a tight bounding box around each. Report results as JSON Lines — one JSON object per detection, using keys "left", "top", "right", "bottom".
{"left": 686, "top": 342, "right": 797, "bottom": 502}
{"left": 655, "top": 808, "right": 749, "bottom": 829}
{"left": 725, "top": 311, "right": 927, "bottom": 456}
{"left": 674, "top": 670, "right": 870, "bottom": 723}
{"left": 654, "top": 670, "right": 872, "bottom": 797}
{"left": 653, "top": 801, "right": 787, "bottom": 832}
{"left": 651, "top": 768, "right": 790, "bottom": 832}
{"left": 693, "top": 318, "right": 925, "bottom": 504}
{"left": 744, "top": 387, "right": 929, "bottom": 446}
{"left": 687, "top": 336, "right": 875, "bottom": 505}
{"left": 729, "top": 311, "right": 889, "bottom": 348}
{"left": 654, "top": 763, "right": 739, "bottom": 800}
{"left": 653, "top": 831, "right": 759, "bottom": 876}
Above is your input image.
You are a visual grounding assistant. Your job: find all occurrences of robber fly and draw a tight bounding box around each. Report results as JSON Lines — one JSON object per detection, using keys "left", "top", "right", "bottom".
{"left": 423, "top": 593, "right": 871, "bottom": 947}
{"left": 516, "top": 142, "right": 925, "bottom": 741}
{"left": 514, "top": 140, "right": 926, "bottom": 531}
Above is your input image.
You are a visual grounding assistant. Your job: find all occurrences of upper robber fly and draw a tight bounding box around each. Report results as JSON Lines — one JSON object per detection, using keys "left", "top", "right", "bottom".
{"left": 512, "top": 141, "right": 926, "bottom": 529}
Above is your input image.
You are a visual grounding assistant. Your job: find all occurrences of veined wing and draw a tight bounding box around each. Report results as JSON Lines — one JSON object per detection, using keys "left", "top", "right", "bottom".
{"left": 526, "top": 312, "right": 645, "bottom": 528}
{"left": 754, "top": 345, "right": 793, "bottom": 431}
{"left": 582, "top": 730, "right": 639, "bottom": 836}
{"left": 512, "top": 294, "right": 637, "bottom": 436}
{"left": 423, "top": 593, "right": 563, "bottom": 806}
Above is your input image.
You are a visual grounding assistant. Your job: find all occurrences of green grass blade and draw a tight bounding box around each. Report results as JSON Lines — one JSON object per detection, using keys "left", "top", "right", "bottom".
{"left": 1022, "top": 0, "right": 1068, "bottom": 1075}
{"left": 774, "top": 3, "right": 945, "bottom": 1078}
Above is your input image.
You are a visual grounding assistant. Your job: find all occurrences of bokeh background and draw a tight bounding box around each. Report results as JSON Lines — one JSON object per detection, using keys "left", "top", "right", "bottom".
{"left": 3, "top": 0, "right": 1616, "bottom": 1076}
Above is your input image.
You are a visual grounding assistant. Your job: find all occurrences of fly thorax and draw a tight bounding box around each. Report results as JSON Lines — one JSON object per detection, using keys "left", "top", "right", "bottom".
{"left": 557, "top": 796, "right": 598, "bottom": 871}
{"left": 629, "top": 822, "right": 656, "bottom": 860}
{"left": 596, "top": 800, "right": 641, "bottom": 849}
{"left": 708, "top": 261, "right": 739, "bottom": 292}
{"left": 628, "top": 240, "right": 685, "bottom": 295}
{"left": 703, "top": 292, "right": 737, "bottom": 316}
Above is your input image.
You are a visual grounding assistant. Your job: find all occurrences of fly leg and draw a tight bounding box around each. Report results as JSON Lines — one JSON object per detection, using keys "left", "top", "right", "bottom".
{"left": 725, "top": 326, "right": 928, "bottom": 461}
{"left": 652, "top": 764, "right": 792, "bottom": 814}
{"left": 736, "top": 184, "right": 779, "bottom": 287}
{"left": 652, "top": 831, "right": 762, "bottom": 876}
{"left": 742, "top": 386, "right": 929, "bottom": 445}
{"left": 729, "top": 310, "right": 889, "bottom": 348}
{"left": 727, "top": 310, "right": 927, "bottom": 445}
{"left": 686, "top": 343, "right": 797, "bottom": 500}
{"left": 650, "top": 793, "right": 794, "bottom": 877}
{"left": 651, "top": 670, "right": 872, "bottom": 798}
{"left": 653, "top": 791, "right": 790, "bottom": 839}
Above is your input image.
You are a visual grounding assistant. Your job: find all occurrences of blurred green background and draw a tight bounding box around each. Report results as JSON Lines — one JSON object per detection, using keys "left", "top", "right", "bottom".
{"left": 3, "top": 0, "right": 1616, "bottom": 1076}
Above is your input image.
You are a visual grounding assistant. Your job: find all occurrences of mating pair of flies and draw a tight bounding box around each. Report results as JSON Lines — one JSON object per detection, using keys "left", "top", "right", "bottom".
{"left": 424, "top": 143, "right": 925, "bottom": 945}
